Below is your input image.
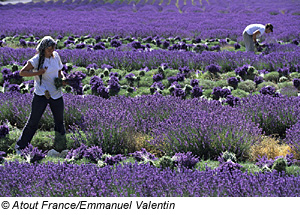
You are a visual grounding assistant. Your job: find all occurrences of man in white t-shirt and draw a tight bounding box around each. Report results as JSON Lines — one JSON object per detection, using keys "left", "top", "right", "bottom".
{"left": 243, "top": 23, "right": 273, "bottom": 52}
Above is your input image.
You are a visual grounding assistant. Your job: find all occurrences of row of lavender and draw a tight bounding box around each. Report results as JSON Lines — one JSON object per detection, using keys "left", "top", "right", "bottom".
{"left": 1, "top": 47, "right": 299, "bottom": 71}
{"left": 1, "top": 161, "right": 300, "bottom": 197}
{"left": 1, "top": 92, "right": 300, "bottom": 159}
{"left": 0, "top": 0, "right": 299, "bottom": 41}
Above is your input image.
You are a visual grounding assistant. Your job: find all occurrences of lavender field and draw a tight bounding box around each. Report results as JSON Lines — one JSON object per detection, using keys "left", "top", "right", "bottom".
{"left": 1, "top": 0, "right": 300, "bottom": 197}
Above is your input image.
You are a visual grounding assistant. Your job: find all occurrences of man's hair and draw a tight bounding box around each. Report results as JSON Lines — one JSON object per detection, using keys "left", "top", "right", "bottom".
{"left": 265, "top": 23, "right": 273, "bottom": 32}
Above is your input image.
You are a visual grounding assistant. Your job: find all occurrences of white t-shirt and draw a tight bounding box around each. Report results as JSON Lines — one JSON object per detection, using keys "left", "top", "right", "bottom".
{"left": 29, "top": 51, "right": 63, "bottom": 99}
{"left": 244, "top": 24, "right": 265, "bottom": 37}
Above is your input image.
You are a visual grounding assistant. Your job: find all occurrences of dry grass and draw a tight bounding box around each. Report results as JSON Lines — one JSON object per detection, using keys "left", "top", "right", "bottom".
{"left": 250, "top": 136, "right": 298, "bottom": 161}
{"left": 122, "top": 130, "right": 164, "bottom": 157}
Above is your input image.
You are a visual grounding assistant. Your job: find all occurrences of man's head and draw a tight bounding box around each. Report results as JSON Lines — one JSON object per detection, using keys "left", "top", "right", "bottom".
{"left": 265, "top": 23, "right": 273, "bottom": 33}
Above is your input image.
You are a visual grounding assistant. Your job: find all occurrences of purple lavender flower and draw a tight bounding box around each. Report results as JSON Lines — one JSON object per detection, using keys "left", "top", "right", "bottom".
{"left": 292, "top": 39, "right": 299, "bottom": 46}
{"left": 256, "top": 155, "right": 274, "bottom": 168}
{"left": 179, "top": 66, "right": 190, "bottom": 74}
{"left": 173, "top": 88, "right": 186, "bottom": 99}
{"left": 7, "top": 84, "right": 20, "bottom": 92}
{"left": 151, "top": 82, "right": 165, "bottom": 90}
{"left": 101, "top": 64, "right": 113, "bottom": 71}
{"left": 217, "top": 160, "right": 243, "bottom": 174}
{"left": 190, "top": 79, "right": 199, "bottom": 87}
{"left": 153, "top": 73, "right": 163, "bottom": 82}
{"left": 21, "top": 144, "right": 46, "bottom": 163}
{"left": 57, "top": 35, "right": 63, "bottom": 40}
{"left": 0, "top": 151, "right": 5, "bottom": 163}
{"left": 93, "top": 42, "right": 105, "bottom": 50}
{"left": 131, "top": 41, "right": 142, "bottom": 49}
{"left": 210, "top": 45, "right": 220, "bottom": 51}
{"left": 259, "top": 86, "right": 276, "bottom": 96}
{"left": 104, "top": 154, "right": 126, "bottom": 165}
{"left": 143, "top": 36, "right": 153, "bottom": 43}
{"left": 194, "top": 36, "right": 201, "bottom": 43}
{"left": 110, "top": 39, "right": 122, "bottom": 48}
{"left": 125, "top": 73, "right": 136, "bottom": 81}
{"left": 259, "top": 69, "right": 269, "bottom": 75}
{"left": 254, "top": 76, "right": 264, "bottom": 86}
{"left": 162, "top": 41, "right": 170, "bottom": 49}
{"left": 0, "top": 124, "right": 9, "bottom": 138}
{"left": 234, "top": 43, "right": 241, "bottom": 50}
{"left": 168, "top": 76, "right": 177, "bottom": 84}
{"left": 212, "top": 87, "right": 230, "bottom": 100}
{"left": 206, "top": 64, "right": 221, "bottom": 74}
{"left": 90, "top": 76, "right": 104, "bottom": 95}
{"left": 108, "top": 76, "right": 120, "bottom": 94}
{"left": 76, "top": 43, "right": 86, "bottom": 49}
{"left": 227, "top": 77, "right": 239, "bottom": 89}
{"left": 293, "top": 78, "right": 300, "bottom": 89}
{"left": 129, "top": 148, "right": 157, "bottom": 162}
{"left": 235, "top": 65, "right": 249, "bottom": 78}
{"left": 277, "top": 67, "right": 290, "bottom": 77}
{"left": 172, "top": 152, "right": 199, "bottom": 169}
{"left": 19, "top": 39, "right": 26, "bottom": 47}
{"left": 83, "top": 146, "right": 103, "bottom": 163}
{"left": 155, "top": 39, "right": 162, "bottom": 46}
{"left": 221, "top": 88, "right": 231, "bottom": 98}
{"left": 225, "top": 95, "right": 239, "bottom": 107}
{"left": 191, "top": 86, "right": 203, "bottom": 98}
{"left": 284, "top": 154, "right": 297, "bottom": 167}
{"left": 1, "top": 68, "right": 12, "bottom": 75}
{"left": 65, "top": 71, "right": 86, "bottom": 95}
{"left": 175, "top": 73, "right": 185, "bottom": 82}
{"left": 87, "top": 63, "right": 99, "bottom": 70}
{"left": 66, "top": 144, "right": 88, "bottom": 160}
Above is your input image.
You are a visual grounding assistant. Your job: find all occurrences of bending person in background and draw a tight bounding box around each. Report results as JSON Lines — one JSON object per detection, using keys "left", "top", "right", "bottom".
{"left": 15, "top": 36, "right": 67, "bottom": 154}
{"left": 243, "top": 23, "right": 273, "bottom": 52}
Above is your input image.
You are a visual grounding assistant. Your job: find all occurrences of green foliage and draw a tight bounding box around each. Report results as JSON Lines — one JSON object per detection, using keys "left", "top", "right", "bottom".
{"left": 279, "top": 76, "right": 289, "bottom": 83}
{"left": 220, "top": 71, "right": 237, "bottom": 79}
{"left": 262, "top": 165, "right": 272, "bottom": 173}
{"left": 158, "top": 156, "right": 176, "bottom": 169}
{"left": 263, "top": 72, "right": 280, "bottom": 83}
{"left": 237, "top": 80, "right": 256, "bottom": 93}
{"left": 67, "top": 130, "right": 88, "bottom": 149}
{"left": 257, "top": 82, "right": 278, "bottom": 91}
{"left": 272, "top": 157, "right": 287, "bottom": 172}
{"left": 198, "top": 79, "right": 215, "bottom": 89}
{"left": 138, "top": 76, "right": 153, "bottom": 87}
{"left": 244, "top": 66, "right": 258, "bottom": 80}
{"left": 0, "top": 126, "right": 21, "bottom": 153}
{"left": 221, "top": 151, "right": 237, "bottom": 163}
{"left": 231, "top": 89, "right": 249, "bottom": 98}
{"left": 286, "top": 165, "right": 300, "bottom": 176}
{"left": 164, "top": 69, "right": 178, "bottom": 78}
{"left": 30, "top": 131, "right": 55, "bottom": 151}
{"left": 280, "top": 86, "right": 299, "bottom": 97}
{"left": 202, "top": 89, "right": 213, "bottom": 98}
{"left": 196, "top": 160, "right": 220, "bottom": 171}
{"left": 214, "top": 80, "right": 228, "bottom": 88}
{"left": 278, "top": 81, "right": 293, "bottom": 89}
{"left": 290, "top": 72, "right": 300, "bottom": 79}
{"left": 202, "top": 71, "right": 220, "bottom": 80}
{"left": 241, "top": 162, "right": 261, "bottom": 174}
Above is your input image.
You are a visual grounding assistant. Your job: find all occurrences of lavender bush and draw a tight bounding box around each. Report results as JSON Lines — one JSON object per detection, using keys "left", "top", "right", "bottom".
{"left": 1, "top": 161, "right": 300, "bottom": 197}
{"left": 172, "top": 152, "right": 199, "bottom": 169}
{"left": 238, "top": 95, "right": 300, "bottom": 138}
{"left": 21, "top": 144, "right": 46, "bottom": 163}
